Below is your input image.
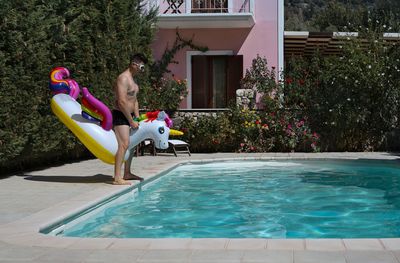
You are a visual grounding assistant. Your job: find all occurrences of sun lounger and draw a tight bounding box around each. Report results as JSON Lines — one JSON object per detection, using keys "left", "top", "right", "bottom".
{"left": 135, "top": 139, "right": 156, "bottom": 156}
{"left": 168, "top": 139, "right": 191, "bottom": 157}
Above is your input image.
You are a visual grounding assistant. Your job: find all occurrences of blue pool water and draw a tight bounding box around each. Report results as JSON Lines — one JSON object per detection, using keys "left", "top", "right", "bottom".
{"left": 60, "top": 160, "right": 400, "bottom": 238}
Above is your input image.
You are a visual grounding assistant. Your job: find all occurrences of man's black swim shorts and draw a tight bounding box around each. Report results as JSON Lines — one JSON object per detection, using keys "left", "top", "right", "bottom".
{"left": 112, "top": 109, "right": 134, "bottom": 126}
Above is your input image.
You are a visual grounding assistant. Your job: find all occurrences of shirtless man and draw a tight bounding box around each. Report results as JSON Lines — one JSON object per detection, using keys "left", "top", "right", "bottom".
{"left": 112, "top": 53, "right": 147, "bottom": 185}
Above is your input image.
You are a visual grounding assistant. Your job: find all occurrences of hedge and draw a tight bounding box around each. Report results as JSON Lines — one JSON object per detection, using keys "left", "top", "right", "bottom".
{"left": 0, "top": 0, "right": 157, "bottom": 174}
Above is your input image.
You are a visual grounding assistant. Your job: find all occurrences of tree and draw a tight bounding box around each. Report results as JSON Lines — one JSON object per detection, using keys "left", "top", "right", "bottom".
{"left": 285, "top": 0, "right": 399, "bottom": 32}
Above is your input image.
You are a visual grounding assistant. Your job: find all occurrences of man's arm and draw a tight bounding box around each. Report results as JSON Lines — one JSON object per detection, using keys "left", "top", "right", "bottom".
{"left": 134, "top": 99, "right": 140, "bottom": 120}
{"left": 115, "top": 75, "right": 136, "bottom": 128}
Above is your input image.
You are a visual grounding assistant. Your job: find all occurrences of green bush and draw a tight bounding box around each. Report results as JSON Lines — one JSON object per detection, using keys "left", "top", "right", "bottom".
{"left": 139, "top": 77, "right": 188, "bottom": 112}
{"left": 178, "top": 112, "right": 237, "bottom": 152}
{"left": 0, "top": 0, "right": 157, "bottom": 174}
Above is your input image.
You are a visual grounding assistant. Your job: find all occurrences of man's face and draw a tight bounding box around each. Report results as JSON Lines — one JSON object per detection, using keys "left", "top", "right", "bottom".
{"left": 131, "top": 60, "right": 145, "bottom": 72}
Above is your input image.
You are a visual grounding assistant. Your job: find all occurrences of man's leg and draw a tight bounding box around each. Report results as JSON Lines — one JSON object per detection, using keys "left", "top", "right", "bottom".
{"left": 123, "top": 148, "right": 144, "bottom": 181}
{"left": 114, "top": 125, "right": 131, "bottom": 185}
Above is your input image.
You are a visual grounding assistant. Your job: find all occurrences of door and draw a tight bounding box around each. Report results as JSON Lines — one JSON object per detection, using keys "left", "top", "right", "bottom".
{"left": 191, "top": 55, "right": 243, "bottom": 108}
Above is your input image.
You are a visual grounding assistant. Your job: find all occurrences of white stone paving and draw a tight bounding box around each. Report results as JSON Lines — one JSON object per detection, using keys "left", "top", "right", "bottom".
{"left": 1, "top": 152, "right": 400, "bottom": 262}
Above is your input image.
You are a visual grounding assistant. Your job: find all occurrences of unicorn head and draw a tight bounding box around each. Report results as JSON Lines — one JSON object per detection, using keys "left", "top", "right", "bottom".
{"left": 128, "top": 111, "right": 173, "bottom": 150}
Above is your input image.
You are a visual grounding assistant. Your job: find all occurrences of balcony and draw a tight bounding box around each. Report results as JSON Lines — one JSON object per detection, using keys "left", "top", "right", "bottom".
{"left": 148, "top": 0, "right": 255, "bottom": 29}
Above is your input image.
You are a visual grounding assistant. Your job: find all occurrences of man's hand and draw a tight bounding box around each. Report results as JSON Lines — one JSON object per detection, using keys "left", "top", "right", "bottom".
{"left": 130, "top": 120, "right": 139, "bottom": 129}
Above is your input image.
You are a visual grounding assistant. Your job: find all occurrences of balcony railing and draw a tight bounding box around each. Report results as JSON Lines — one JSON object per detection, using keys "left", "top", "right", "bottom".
{"left": 191, "top": 0, "right": 229, "bottom": 13}
{"left": 147, "top": 0, "right": 253, "bottom": 14}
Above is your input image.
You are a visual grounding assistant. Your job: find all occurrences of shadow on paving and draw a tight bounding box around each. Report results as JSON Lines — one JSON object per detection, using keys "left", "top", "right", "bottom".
{"left": 23, "top": 173, "right": 113, "bottom": 184}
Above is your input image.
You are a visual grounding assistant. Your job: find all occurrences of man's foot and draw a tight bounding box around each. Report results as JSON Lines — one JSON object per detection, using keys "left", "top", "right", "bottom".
{"left": 123, "top": 173, "right": 144, "bottom": 181}
{"left": 112, "top": 178, "right": 131, "bottom": 185}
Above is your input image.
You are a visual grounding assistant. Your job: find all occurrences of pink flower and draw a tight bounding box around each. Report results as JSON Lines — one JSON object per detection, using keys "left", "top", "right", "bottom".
{"left": 296, "top": 120, "right": 304, "bottom": 128}
{"left": 311, "top": 142, "right": 317, "bottom": 149}
{"left": 285, "top": 78, "right": 293, "bottom": 84}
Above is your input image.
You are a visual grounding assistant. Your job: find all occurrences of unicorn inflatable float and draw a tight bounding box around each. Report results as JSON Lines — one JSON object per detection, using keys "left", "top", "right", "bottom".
{"left": 49, "top": 67, "right": 182, "bottom": 164}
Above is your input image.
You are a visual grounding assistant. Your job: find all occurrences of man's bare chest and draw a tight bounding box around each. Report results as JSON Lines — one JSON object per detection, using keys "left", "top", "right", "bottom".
{"left": 126, "top": 82, "right": 139, "bottom": 99}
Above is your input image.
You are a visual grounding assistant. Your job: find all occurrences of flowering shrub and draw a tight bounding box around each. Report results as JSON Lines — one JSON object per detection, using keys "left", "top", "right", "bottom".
{"left": 177, "top": 26, "right": 399, "bottom": 153}
{"left": 232, "top": 108, "right": 320, "bottom": 152}
{"left": 176, "top": 107, "right": 319, "bottom": 153}
{"left": 176, "top": 55, "right": 320, "bottom": 153}
{"left": 236, "top": 55, "right": 320, "bottom": 152}
{"left": 241, "top": 55, "right": 280, "bottom": 111}
{"left": 284, "top": 28, "right": 400, "bottom": 151}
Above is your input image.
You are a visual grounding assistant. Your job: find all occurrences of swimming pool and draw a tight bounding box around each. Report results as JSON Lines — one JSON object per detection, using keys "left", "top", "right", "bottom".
{"left": 48, "top": 159, "right": 400, "bottom": 238}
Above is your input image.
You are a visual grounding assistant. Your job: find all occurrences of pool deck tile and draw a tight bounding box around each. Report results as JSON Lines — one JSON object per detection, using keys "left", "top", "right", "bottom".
{"left": 147, "top": 238, "right": 192, "bottom": 250}
{"left": 188, "top": 238, "right": 229, "bottom": 250}
{"left": 242, "top": 250, "right": 293, "bottom": 263}
{"left": 393, "top": 250, "right": 400, "bottom": 262}
{"left": 344, "top": 251, "right": 399, "bottom": 263}
{"left": 343, "top": 238, "right": 385, "bottom": 250}
{"left": 191, "top": 250, "right": 243, "bottom": 262}
{"left": 294, "top": 251, "right": 346, "bottom": 263}
{"left": 80, "top": 249, "right": 146, "bottom": 263}
{"left": 2, "top": 152, "right": 400, "bottom": 262}
{"left": 138, "top": 250, "right": 192, "bottom": 262}
{"left": 305, "top": 239, "right": 345, "bottom": 251}
{"left": 226, "top": 238, "right": 267, "bottom": 250}
{"left": 267, "top": 239, "right": 305, "bottom": 250}
{"left": 109, "top": 238, "right": 153, "bottom": 250}
{"left": 34, "top": 236, "right": 79, "bottom": 248}
{"left": 382, "top": 239, "right": 400, "bottom": 250}
{"left": 0, "top": 245, "right": 47, "bottom": 262}
{"left": 67, "top": 238, "right": 115, "bottom": 250}
{"left": 35, "top": 249, "right": 95, "bottom": 263}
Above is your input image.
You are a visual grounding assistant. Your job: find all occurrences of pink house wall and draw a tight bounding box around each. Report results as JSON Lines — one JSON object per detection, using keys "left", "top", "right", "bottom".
{"left": 151, "top": 0, "right": 280, "bottom": 108}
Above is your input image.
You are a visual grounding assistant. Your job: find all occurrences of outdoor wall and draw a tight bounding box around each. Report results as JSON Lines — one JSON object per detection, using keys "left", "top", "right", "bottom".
{"left": 151, "top": 0, "right": 280, "bottom": 108}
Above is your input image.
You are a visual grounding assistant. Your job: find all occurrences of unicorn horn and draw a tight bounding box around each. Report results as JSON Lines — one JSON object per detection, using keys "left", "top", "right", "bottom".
{"left": 169, "top": 129, "right": 184, "bottom": 136}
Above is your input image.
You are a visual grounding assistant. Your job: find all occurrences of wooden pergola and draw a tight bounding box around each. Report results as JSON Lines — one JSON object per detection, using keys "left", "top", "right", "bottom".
{"left": 284, "top": 31, "right": 400, "bottom": 58}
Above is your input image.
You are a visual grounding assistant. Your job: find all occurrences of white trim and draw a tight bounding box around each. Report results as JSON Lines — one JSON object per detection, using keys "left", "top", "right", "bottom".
{"left": 145, "top": 0, "right": 159, "bottom": 12}
{"left": 383, "top": 33, "right": 400, "bottom": 38}
{"left": 333, "top": 32, "right": 358, "bottom": 38}
{"left": 228, "top": 0, "right": 233, "bottom": 13}
{"left": 249, "top": 0, "right": 255, "bottom": 13}
{"left": 186, "top": 0, "right": 191, "bottom": 14}
{"left": 284, "top": 31, "right": 309, "bottom": 37}
{"left": 157, "top": 13, "right": 255, "bottom": 28}
{"left": 278, "top": 0, "right": 284, "bottom": 76}
{"left": 186, "top": 50, "right": 234, "bottom": 109}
